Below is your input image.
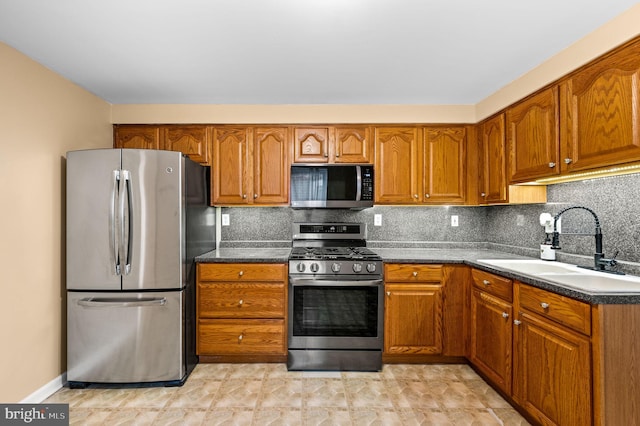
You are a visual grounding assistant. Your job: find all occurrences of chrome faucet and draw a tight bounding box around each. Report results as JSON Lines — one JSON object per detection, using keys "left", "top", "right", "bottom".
{"left": 551, "top": 206, "right": 621, "bottom": 274}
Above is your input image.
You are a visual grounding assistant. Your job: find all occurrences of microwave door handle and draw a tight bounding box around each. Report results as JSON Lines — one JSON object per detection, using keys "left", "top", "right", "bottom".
{"left": 355, "top": 165, "right": 362, "bottom": 201}
{"left": 110, "top": 170, "right": 121, "bottom": 275}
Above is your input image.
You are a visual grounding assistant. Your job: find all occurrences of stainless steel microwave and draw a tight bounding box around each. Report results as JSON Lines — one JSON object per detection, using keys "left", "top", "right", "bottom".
{"left": 290, "top": 164, "right": 374, "bottom": 209}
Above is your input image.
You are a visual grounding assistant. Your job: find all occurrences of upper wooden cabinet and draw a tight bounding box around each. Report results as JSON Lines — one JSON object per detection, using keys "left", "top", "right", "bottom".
{"left": 292, "top": 126, "right": 372, "bottom": 163}
{"left": 252, "top": 127, "right": 290, "bottom": 204}
{"left": 479, "top": 114, "right": 508, "bottom": 204}
{"left": 423, "top": 126, "right": 466, "bottom": 204}
{"left": 162, "top": 125, "right": 210, "bottom": 165}
{"left": 560, "top": 38, "right": 640, "bottom": 173}
{"left": 113, "top": 125, "right": 161, "bottom": 150}
{"left": 506, "top": 87, "right": 559, "bottom": 183}
{"left": 374, "top": 127, "right": 421, "bottom": 204}
{"left": 212, "top": 126, "right": 289, "bottom": 206}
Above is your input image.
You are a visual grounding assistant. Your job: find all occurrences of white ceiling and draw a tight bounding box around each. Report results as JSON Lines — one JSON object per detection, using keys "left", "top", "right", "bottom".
{"left": 0, "top": 1, "right": 637, "bottom": 105}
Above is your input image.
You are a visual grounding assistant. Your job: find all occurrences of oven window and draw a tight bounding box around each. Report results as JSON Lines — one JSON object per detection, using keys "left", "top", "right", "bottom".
{"left": 292, "top": 286, "right": 378, "bottom": 337}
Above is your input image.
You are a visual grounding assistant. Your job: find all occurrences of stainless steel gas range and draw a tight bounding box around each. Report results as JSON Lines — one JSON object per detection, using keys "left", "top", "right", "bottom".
{"left": 287, "top": 223, "right": 383, "bottom": 371}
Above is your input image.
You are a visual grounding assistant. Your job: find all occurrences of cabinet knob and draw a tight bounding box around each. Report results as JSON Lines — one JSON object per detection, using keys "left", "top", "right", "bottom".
{"left": 386, "top": 291, "right": 391, "bottom": 297}
{"left": 549, "top": 162, "right": 556, "bottom": 168}
{"left": 502, "top": 312, "right": 509, "bottom": 319}
{"left": 413, "top": 194, "right": 419, "bottom": 199}
{"left": 514, "top": 320, "right": 522, "bottom": 326}
{"left": 483, "top": 280, "right": 491, "bottom": 286}
{"left": 564, "top": 158, "right": 573, "bottom": 164}
{"left": 238, "top": 333, "right": 244, "bottom": 342}
{"left": 540, "top": 302, "right": 550, "bottom": 309}
{"left": 238, "top": 299, "right": 243, "bottom": 306}
{"left": 425, "top": 193, "right": 430, "bottom": 198}
{"left": 412, "top": 271, "right": 418, "bottom": 277}
{"left": 324, "top": 152, "right": 329, "bottom": 157}
{"left": 242, "top": 194, "right": 247, "bottom": 199}
{"left": 480, "top": 192, "right": 486, "bottom": 198}
{"left": 239, "top": 271, "right": 244, "bottom": 277}
{"left": 335, "top": 152, "right": 340, "bottom": 157}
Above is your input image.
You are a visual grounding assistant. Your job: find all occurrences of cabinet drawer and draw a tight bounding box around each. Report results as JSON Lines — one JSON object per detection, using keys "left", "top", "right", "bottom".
{"left": 517, "top": 283, "right": 591, "bottom": 335}
{"left": 385, "top": 264, "right": 442, "bottom": 282}
{"left": 198, "top": 263, "right": 286, "bottom": 282}
{"left": 472, "top": 269, "right": 513, "bottom": 302}
{"left": 197, "top": 319, "right": 286, "bottom": 355}
{"left": 198, "top": 283, "right": 285, "bottom": 318}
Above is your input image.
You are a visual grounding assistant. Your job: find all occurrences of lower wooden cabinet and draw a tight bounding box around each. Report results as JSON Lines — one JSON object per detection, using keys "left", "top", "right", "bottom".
{"left": 196, "top": 263, "right": 287, "bottom": 361}
{"left": 513, "top": 282, "right": 592, "bottom": 426}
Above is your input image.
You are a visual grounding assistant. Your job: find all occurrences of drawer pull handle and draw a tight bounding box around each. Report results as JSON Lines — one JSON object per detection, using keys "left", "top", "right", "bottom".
{"left": 239, "top": 271, "right": 244, "bottom": 277}
{"left": 412, "top": 271, "right": 418, "bottom": 277}
{"left": 483, "top": 280, "right": 491, "bottom": 286}
{"left": 238, "top": 333, "right": 244, "bottom": 342}
{"left": 541, "top": 302, "right": 550, "bottom": 309}
{"left": 514, "top": 320, "right": 521, "bottom": 326}
{"left": 238, "top": 299, "right": 243, "bottom": 306}
{"left": 502, "top": 312, "right": 509, "bottom": 319}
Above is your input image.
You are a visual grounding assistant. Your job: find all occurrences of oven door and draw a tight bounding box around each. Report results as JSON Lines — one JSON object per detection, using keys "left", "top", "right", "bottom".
{"left": 288, "top": 277, "right": 384, "bottom": 350}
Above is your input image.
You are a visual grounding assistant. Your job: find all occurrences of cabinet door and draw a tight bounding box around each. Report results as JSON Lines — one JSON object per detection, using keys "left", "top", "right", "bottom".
{"left": 113, "top": 125, "right": 160, "bottom": 150}
{"left": 253, "top": 127, "right": 289, "bottom": 204}
{"left": 469, "top": 289, "right": 512, "bottom": 394}
{"left": 212, "top": 127, "right": 251, "bottom": 204}
{"left": 423, "top": 126, "right": 466, "bottom": 204}
{"left": 384, "top": 283, "right": 443, "bottom": 355}
{"left": 513, "top": 311, "right": 592, "bottom": 426}
{"left": 293, "top": 127, "right": 330, "bottom": 163}
{"left": 479, "top": 114, "right": 508, "bottom": 204}
{"left": 507, "top": 87, "right": 559, "bottom": 183}
{"left": 163, "top": 125, "right": 210, "bottom": 165}
{"left": 374, "top": 127, "right": 421, "bottom": 204}
{"left": 334, "top": 126, "right": 372, "bottom": 163}
{"left": 561, "top": 39, "right": 640, "bottom": 173}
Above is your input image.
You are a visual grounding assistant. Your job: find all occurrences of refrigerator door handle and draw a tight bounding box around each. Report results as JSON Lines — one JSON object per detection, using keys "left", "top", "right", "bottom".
{"left": 111, "top": 170, "right": 121, "bottom": 275}
{"left": 120, "top": 170, "right": 133, "bottom": 275}
{"left": 77, "top": 297, "right": 168, "bottom": 308}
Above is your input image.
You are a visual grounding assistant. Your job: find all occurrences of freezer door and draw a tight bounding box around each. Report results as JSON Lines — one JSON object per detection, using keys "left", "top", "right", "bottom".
{"left": 121, "top": 150, "right": 184, "bottom": 290}
{"left": 67, "top": 149, "right": 123, "bottom": 291}
{"left": 67, "top": 291, "right": 184, "bottom": 384}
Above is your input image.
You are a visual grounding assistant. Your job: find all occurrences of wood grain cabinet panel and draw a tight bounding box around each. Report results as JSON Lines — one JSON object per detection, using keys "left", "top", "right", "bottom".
{"left": 374, "top": 127, "right": 421, "bottom": 204}
{"left": 211, "top": 127, "right": 251, "bottom": 205}
{"left": 196, "top": 263, "right": 287, "bottom": 360}
{"left": 423, "top": 127, "right": 467, "bottom": 204}
{"left": 479, "top": 114, "right": 508, "bottom": 204}
{"left": 113, "top": 125, "right": 160, "bottom": 150}
{"left": 561, "top": 39, "right": 640, "bottom": 173}
{"left": 333, "top": 126, "right": 372, "bottom": 163}
{"left": 253, "top": 127, "right": 289, "bottom": 204}
{"left": 162, "top": 125, "right": 210, "bottom": 165}
{"left": 506, "top": 87, "right": 560, "bottom": 183}
{"left": 293, "top": 127, "right": 330, "bottom": 163}
{"left": 469, "top": 289, "right": 513, "bottom": 394}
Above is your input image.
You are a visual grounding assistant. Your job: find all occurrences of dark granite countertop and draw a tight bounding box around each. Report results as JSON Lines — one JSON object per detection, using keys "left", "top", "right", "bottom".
{"left": 196, "top": 246, "right": 640, "bottom": 304}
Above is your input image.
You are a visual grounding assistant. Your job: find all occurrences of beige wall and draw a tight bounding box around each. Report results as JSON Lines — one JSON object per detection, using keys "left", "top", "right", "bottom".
{"left": 112, "top": 3, "right": 640, "bottom": 125}
{"left": 0, "top": 42, "right": 111, "bottom": 402}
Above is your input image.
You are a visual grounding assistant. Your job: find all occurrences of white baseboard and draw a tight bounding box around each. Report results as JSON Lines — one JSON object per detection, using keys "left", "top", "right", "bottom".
{"left": 20, "top": 372, "right": 67, "bottom": 403}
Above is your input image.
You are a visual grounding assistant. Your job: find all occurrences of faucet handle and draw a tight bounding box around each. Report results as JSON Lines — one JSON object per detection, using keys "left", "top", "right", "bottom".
{"left": 609, "top": 250, "right": 619, "bottom": 266}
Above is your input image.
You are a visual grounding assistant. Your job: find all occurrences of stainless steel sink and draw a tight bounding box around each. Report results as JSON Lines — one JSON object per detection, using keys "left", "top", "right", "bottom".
{"left": 476, "top": 259, "right": 640, "bottom": 294}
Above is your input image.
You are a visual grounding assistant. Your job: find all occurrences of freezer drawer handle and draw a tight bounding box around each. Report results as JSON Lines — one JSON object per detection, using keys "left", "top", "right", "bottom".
{"left": 77, "top": 297, "right": 167, "bottom": 308}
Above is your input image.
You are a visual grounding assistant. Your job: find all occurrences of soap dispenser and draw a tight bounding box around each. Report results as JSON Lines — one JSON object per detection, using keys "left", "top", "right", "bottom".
{"left": 539, "top": 213, "right": 556, "bottom": 261}
{"left": 540, "top": 233, "right": 556, "bottom": 261}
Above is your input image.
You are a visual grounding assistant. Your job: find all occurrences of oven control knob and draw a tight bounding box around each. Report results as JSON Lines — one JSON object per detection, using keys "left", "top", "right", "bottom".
{"left": 310, "top": 263, "right": 320, "bottom": 273}
{"left": 352, "top": 263, "right": 363, "bottom": 273}
{"left": 366, "top": 263, "right": 376, "bottom": 273}
{"left": 331, "top": 262, "right": 341, "bottom": 273}
{"left": 296, "top": 263, "right": 306, "bottom": 273}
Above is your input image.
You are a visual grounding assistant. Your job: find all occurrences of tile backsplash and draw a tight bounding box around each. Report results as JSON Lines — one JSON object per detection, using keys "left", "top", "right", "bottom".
{"left": 220, "top": 172, "right": 640, "bottom": 272}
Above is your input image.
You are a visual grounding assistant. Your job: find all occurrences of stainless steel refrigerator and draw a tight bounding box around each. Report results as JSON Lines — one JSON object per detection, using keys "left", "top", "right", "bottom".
{"left": 66, "top": 149, "right": 215, "bottom": 387}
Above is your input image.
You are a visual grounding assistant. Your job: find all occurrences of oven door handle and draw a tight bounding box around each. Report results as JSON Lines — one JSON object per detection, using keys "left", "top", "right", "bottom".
{"left": 289, "top": 278, "right": 382, "bottom": 287}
